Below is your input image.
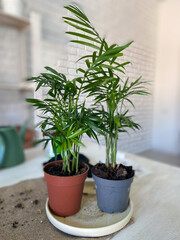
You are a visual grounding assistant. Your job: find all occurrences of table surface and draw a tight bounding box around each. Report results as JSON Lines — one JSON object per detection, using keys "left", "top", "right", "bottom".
{"left": 0, "top": 141, "right": 180, "bottom": 240}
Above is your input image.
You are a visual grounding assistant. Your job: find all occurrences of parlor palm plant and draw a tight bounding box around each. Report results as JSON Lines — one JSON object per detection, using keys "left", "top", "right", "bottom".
{"left": 63, "top": 4, "right": 150, "bottom": 213}
{"left": 63, "top": 4, "right": 149, "bottom": 170}
{"left": 26, "top": 66, "right": 103, "bottom": 175}
{"left": 26, "top": 66, "right": 104, "bottom": 216}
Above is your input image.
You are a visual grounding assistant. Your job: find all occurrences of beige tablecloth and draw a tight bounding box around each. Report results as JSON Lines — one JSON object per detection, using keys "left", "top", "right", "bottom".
{"left": 0, "top": 149, "right": 180, "bottom": 240}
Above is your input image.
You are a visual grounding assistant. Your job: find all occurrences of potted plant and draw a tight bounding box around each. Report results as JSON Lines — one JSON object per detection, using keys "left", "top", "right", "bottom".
{"left": 26, "top": 67, "right": 103, "bottom": 216}
{"left": 64, "top": 4, "right": 149, "bottom": 213}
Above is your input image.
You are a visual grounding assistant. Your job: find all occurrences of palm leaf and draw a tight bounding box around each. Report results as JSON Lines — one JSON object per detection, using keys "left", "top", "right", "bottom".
{"left": 64, "top": 20, "right": 96, "bottom": 36}
{"left": 66, "top": 31, "right": 101, "bottom": 44}
{"left": 70, "top": 40, "right": 100, "bottom": 50}
{"left": 63, "top": 17, "right": 91, "bottom": 28}
{"left": 64, "top": 5, "right": 90, "bottom": 23}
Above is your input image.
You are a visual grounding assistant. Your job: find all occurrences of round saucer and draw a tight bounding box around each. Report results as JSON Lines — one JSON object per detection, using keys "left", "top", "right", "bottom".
{"left": 45, "top": 181, "right": 133, "bottom": 237}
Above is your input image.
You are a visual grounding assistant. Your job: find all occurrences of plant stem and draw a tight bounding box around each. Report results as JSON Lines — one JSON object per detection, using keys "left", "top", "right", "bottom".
{"left": 67, "top": 156, "right": 70, "bottom": 173}
{"left": 105, "top": 134, "right": 110, "bottom": 167}
{"left": 62, "top": 153, "right": 66, "bottom": 172}
{"left": 76, "top": 145, "right": 80, "bottom": 174}
{"left": 110, "top": 135, "right": 115, "bottom": 168}
{"left": 114, "top": 126, "right": 118, "bottom": 167}
{"left": 72, "top": 144, "right": 76, "bottom": 172}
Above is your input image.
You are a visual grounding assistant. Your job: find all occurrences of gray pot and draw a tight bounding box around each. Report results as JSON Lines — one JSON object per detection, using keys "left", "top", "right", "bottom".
{"left": 92, "top": 173, "right": 134, "bottom": 213}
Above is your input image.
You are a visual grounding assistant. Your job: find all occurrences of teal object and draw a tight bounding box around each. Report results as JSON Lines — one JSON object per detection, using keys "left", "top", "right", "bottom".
{"left": 0, "top": 124, "right": 27, "bottom": 168}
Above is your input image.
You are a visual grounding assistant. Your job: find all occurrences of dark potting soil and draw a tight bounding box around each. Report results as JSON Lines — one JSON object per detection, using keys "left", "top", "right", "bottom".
{"left": 92, "top": 163, "right": 135, "bottom": 180}
{"left": 44, "top": 161, "right": 88, "bottom": 177}
{"left": 43, "top": 153, "right": 93, "bottom": 177}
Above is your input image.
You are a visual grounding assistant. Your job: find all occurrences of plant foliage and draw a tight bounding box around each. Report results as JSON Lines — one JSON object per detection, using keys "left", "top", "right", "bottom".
{"left": 26, "top": 66, "right": 103, "bottom": 174}
{"left": 64, "top": 4, "right": 150, "bottom": 168}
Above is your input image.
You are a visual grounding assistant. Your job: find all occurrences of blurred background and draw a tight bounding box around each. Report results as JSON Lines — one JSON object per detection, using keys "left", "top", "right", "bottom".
{"left": 0, "top": 0, "right": 179, "bottom": 166}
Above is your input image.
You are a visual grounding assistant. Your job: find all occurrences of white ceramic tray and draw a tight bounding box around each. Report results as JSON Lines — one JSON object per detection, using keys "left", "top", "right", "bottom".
{"left": 45, "top": 181, "right": 133, "bottom": 237}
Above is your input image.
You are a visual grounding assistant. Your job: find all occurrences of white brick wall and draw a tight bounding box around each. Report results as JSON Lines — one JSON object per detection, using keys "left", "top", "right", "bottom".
{"left": 0, "top": 0, "right": 157, "bottom": 153}
{"left": 0, "top": 26, "right": 20, "bottom": 84}
{"left": 0, "top": 24, "right": 34, "bottom": 127}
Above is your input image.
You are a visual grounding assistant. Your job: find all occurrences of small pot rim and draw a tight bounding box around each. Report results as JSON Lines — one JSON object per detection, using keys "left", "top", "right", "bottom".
{"left": 92, "top": 172, "right": 134, "bottom": 182}
{"left": 92, "top": 165, "right": 135, "bottom": 182}
{"left": 43, "top": 160, "right": 89, "bottom": 179}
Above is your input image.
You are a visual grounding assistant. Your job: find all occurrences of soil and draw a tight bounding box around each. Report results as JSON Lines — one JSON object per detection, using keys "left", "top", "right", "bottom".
{"left": 44, "top": 161, "right": 88, "bottom": 177}
{"left": 92, "top": 163, "right": 135, "bottom": 180}
{"left": 43, "top": 153, "right": 93, "bottom": 178}
{"left": 33, "top": 200, "right": 39, "bottom": 205}
{"left": 15, "top": 203, "right": 24, "bottom": 209}
{"left": 12, "top": 221, "right": 19, "bottom": 228}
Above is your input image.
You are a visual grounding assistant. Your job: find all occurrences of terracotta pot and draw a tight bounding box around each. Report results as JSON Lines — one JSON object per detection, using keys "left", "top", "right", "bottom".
{"left": 44, "top": 161, "right": 89, "bottom": 217}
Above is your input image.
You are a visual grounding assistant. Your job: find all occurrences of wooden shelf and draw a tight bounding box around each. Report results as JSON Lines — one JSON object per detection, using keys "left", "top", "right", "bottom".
{"left": 0, "top": 83, "right": 34, "bottom": 91}
{"left": 0, "top": 11, "right": 30, "bottom": 30}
